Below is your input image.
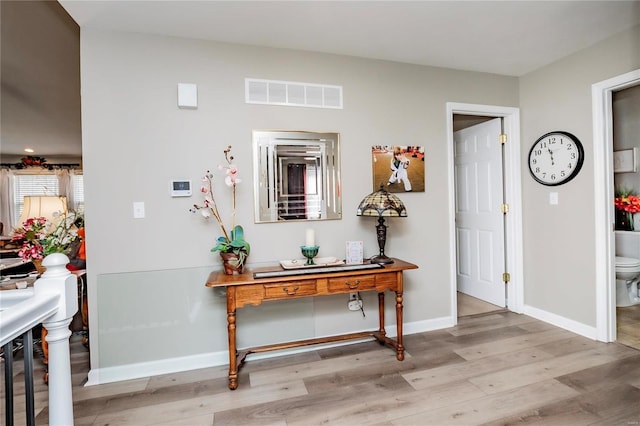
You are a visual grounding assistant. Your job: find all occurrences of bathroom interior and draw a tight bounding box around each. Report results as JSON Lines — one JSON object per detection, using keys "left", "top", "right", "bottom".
{"left": 613, "top": 83, "right": 640, "bottom": 351}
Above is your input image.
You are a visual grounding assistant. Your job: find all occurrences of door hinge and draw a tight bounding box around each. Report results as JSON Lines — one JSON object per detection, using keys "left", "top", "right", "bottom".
{"left": 503, "top": 272, "right": 510, "bottom": 283}
{"left": 499, "top": 134, "right": 507, "bottom": 144}
{"left": 501, "top": 203, "right": 509, "bottom": 214}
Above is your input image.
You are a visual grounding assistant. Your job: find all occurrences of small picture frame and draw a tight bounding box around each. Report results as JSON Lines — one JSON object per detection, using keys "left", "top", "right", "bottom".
{"left": 613, "top": 148, "right": 637, "bottom": 173}
{"left": 346, "top": 241, "right": 364, "bottom": 265}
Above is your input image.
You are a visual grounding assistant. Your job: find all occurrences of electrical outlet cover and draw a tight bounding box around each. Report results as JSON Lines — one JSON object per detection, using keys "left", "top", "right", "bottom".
{"left": 348, "top": 299, "right": 363, "bottom": 311}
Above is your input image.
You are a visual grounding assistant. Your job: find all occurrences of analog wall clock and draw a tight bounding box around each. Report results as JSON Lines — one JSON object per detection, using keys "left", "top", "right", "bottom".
{"left": 528, "top": 131, "right": 584, "bottom": 186}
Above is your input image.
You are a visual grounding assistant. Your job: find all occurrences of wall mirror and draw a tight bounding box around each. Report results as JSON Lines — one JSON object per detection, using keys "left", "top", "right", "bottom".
{"left": 253, "top": 130, "right": 341, "bottom": 223}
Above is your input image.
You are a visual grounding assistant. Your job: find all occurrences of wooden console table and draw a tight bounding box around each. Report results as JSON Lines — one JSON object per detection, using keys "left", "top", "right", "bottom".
{"left": 205, "top": 258, "right": 418, "bottom": 390}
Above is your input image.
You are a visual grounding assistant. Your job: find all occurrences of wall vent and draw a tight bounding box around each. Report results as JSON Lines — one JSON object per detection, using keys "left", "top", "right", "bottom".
{"left": 245, "top": 78, "right": 343, "bottom": 109}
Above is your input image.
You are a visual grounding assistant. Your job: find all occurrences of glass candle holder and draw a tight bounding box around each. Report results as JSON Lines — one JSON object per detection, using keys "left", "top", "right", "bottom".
{"left": 300, "top": 245, "right": 319, "bottom": 265}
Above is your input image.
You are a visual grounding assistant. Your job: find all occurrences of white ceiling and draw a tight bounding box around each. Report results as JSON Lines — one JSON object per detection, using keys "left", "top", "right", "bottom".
{"left": 3, "top": 1, "right": 639, "bottom": 159}
{"left": 60, "top": 0, "right": 640, "bottom": 76}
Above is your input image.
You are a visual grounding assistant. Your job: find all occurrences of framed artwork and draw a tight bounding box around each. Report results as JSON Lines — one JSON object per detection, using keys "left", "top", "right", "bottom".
{"left": 613, "top": 148, "right": 637, "bottom": 173}
{"left": 371, "top": 146, "right": 425, "bottom": 193}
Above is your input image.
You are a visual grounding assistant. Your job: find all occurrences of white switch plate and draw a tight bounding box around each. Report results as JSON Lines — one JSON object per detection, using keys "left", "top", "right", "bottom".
{"left": 133, "top": 201, "right": 145, "bottom": 218}
{"left": 549, "top": 192, "right": 558, "bottom": 205}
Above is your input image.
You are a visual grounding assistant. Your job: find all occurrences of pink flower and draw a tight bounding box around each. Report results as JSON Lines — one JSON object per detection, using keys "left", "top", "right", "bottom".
{"left": 224, "top": 164, "right": 241, "bottom": 186}
{"left": 189, "top": 145, "right": 241, "bottom": 245}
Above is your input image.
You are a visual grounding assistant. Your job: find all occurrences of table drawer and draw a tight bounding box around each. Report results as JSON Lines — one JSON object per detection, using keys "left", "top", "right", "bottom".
{"left": 264, "top": 280, "right": 317, "bottom": 299}
{"left": 327, "top": 275, "right": 376, "bottom": 293}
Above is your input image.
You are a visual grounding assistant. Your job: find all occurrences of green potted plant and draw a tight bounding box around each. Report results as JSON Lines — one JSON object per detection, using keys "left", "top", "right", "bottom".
{"left": 190, "top": 146, "right": 250, "bottom": 274}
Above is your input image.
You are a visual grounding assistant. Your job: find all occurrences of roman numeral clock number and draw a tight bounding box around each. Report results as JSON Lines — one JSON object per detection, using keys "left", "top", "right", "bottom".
{"left": 528, "top": 131, "right": 584, "bottom": 186}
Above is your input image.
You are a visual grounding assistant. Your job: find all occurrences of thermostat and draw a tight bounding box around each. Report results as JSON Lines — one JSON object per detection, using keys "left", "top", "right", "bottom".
{"left": 170, "top": 180, "right": 192, "bottom": 197}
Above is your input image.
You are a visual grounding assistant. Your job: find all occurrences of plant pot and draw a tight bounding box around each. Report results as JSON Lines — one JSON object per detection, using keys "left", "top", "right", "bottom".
{"left": 220, "top": 252, "right": 246, "bottom": 275}
{"left": 32, "top": 258, "right": 46, "bottom": 275}
{"left": 615, "top": 209, "right": 634, "bottom": 231}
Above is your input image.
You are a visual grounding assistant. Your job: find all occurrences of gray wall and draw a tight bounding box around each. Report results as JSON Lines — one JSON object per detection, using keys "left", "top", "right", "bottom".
{"left": 519, "top": 25, "right": 640, "bottom": 326}
{"left": 80, "top": 29, "right": 518, "bottom": 375}
{"left": 613, "top": 84, "right": 640, "bottom": 193}
{"left": 80, "top": 24, "right": 640, "bottom": 380}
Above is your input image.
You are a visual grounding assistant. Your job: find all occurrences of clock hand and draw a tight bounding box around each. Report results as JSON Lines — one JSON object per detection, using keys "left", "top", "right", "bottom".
{"left": 548, "top": 148, "right": 555, "bottom": 166}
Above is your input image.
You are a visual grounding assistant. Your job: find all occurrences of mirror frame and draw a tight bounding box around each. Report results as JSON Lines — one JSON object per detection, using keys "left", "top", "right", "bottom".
{"left": 253, "top": 130, "right": 342, "bottom": 223}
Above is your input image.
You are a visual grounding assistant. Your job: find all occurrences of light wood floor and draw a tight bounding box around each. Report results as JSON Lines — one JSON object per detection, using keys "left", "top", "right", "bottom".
{"left": 457, "top": 292, "right": 503, "bottom": 318}
{"left": 617, "top": 304, "right": 640, "bottom": 351}
{"left": 456, "top": 291, "right": 640, "bottom": 351}
{"left": 4, "top": 312, "right": 640, "bottom": 425}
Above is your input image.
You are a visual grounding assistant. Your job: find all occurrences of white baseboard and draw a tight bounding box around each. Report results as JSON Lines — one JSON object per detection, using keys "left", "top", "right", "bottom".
{"left": 85, "top": 315, "right": 455, "bottom": 386}
{"left": 85, "top": 351, "right": 229, "bottom": 386}
{"left": 522, "top": 304, "right": 597, "bottom": 340}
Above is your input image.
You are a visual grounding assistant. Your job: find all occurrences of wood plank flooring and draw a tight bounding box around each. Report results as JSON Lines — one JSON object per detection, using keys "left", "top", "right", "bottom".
{"left": 617, "top": 304, "right": 640, "bottom": 351}
{"left": 457, "top": 292, "right": 503, "bottom": 318}
{"left": 3, "top": 312, "right": 640, "bottom": 425}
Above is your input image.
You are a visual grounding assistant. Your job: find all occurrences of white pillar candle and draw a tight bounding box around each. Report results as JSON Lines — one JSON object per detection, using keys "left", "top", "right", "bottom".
{"left": 305, "top": 228, "right": 315, "bottom": 247}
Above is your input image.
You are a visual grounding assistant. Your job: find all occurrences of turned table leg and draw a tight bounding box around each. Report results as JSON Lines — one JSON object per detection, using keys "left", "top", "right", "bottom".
{"left": 226, "top": 288, "right": 238, "bottom": 390}
{"left": 395, "top": 290, "right": 404, "bottom": 361}
{"left": 41, "top": 326, "right": 49, "bottom": 383}
{"left": 377, "top": 292, "right": 386, "bottom": 338}
{"left": 227, "top": 310, "right": 238, "bottom": 390}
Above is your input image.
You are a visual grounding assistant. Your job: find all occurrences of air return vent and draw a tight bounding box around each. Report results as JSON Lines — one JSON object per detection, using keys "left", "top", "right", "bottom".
{"left": 245, "top": 78, "right": 343, "bottom": 109}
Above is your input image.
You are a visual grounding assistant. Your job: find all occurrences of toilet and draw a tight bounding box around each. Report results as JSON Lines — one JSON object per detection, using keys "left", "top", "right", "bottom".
{"left": 615, "top": 256, "right": 640, "bottom": 307}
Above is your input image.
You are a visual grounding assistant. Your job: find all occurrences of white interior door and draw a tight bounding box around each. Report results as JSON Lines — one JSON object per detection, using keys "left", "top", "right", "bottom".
{"left": 454, "top": 118, "right": 506, "bottom": 307}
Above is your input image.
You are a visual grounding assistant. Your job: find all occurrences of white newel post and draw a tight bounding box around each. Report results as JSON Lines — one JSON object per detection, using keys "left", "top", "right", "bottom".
{"left": 39, "top": 254, "right": 78, "bottom": 426}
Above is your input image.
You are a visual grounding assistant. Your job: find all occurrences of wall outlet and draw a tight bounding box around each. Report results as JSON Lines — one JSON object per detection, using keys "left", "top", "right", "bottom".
{"left": 348, "top": 292, "right": 362, "bottom": 311}
{"left": 348, "top": 299, "right": 363, "bottom": 311}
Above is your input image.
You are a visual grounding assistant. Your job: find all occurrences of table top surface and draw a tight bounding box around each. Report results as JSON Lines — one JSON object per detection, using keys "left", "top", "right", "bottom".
{"left": 206, "top": 258, "right": 418, "bottom": 288}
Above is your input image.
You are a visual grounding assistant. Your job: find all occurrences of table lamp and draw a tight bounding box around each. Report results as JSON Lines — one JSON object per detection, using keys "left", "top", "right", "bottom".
{"left": 356, "top": 185, "right": 407, "bottom": 264}
{"left": 18, "top": 196, "right": 68, "bottom": 226}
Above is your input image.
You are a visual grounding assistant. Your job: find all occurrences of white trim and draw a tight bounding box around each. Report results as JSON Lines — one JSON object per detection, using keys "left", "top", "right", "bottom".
{"left": 446, "top": 103, "right": 524, "bottom": 324}
{"left": 84, "top": 316, "right": 454, "bottom": 385}
{"left": 592, "top": 69, "right": 640, "bottom": 342}
{"left": 522, "top": 304, "right": 597, "bottom": 340}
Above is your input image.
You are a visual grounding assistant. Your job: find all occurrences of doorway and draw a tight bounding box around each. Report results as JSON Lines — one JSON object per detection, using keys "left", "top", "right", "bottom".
{"left": 593, "top": 69, "right": 640, "bottom": 344}
{"left": 446, "top": 103, "right": 524, "bottom": 321}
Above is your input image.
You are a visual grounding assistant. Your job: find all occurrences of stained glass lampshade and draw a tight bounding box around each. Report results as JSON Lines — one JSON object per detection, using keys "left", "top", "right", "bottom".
{"left": 356, "top": 185, "right": 407, "bottom": 264}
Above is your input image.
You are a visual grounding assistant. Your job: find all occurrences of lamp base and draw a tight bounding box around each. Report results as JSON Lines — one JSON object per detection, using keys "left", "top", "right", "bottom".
{"left": 370, "top": 254, "right": 394, "bottom": 264}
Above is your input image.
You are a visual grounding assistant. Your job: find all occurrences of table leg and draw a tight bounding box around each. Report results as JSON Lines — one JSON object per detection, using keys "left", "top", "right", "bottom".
{"left": 395, "top": 290, "right": 404, "bottom": 361}
{"left": 227, "top": 309, "right": 238, "bottom": 390}
{"left": 377, "top": 292, "right": 386, "bottom": 338}
{"left": 41, "top": 326, "right": 49, "bottom": 383}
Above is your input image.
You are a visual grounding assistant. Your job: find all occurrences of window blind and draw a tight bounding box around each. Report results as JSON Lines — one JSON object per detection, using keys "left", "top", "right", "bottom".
{"left": 14, "top": 175, "right": 60, "bottom": 220}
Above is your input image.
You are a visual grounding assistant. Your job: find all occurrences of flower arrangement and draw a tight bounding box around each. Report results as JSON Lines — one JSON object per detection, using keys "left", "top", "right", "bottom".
{"left": 190, "top": 146, "right": 250, "bottom": 271}
{"left": 20, "top": 155, "right": 47, "bottom": 168}
{"left": 12, "top": 217, "right": 48, "bottom": 261}
{"left": 615, "top": 188, "right": 640, "bottom": 214}
{"left": 11, "top": 212, "right": 82, "bottom": 261}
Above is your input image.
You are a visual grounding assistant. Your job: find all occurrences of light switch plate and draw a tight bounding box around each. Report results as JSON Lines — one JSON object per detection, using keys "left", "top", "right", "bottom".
{"left": 549, "top": 192, "right": 558, "bottom": 205}
{"left": 133, "top": 201, "right": 145, "bottom": 218}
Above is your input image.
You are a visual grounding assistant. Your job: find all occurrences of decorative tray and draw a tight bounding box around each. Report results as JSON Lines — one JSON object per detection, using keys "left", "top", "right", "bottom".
{"left": 280, "top": 257, "right": 344, "bottom": 270}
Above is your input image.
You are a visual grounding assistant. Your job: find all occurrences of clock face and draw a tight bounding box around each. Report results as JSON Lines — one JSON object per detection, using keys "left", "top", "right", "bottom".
{"left": 528, "top": 131, "right": 584, "bottom": 186}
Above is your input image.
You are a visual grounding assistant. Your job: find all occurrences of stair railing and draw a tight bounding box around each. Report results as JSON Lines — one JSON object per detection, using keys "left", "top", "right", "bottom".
{"left": 1, "top": 253, "right": 78, "bottom": 426}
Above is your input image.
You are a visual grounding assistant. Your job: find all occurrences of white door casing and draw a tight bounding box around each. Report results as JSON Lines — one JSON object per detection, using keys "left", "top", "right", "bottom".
{"left": 593, "top": 69, "right": 640, "bottom": 342}
{"left": 454, "top": 118, "right": 506, "bottom": 307}
{"left": 446, "top": 103, "right": 524, "bottom": 321}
